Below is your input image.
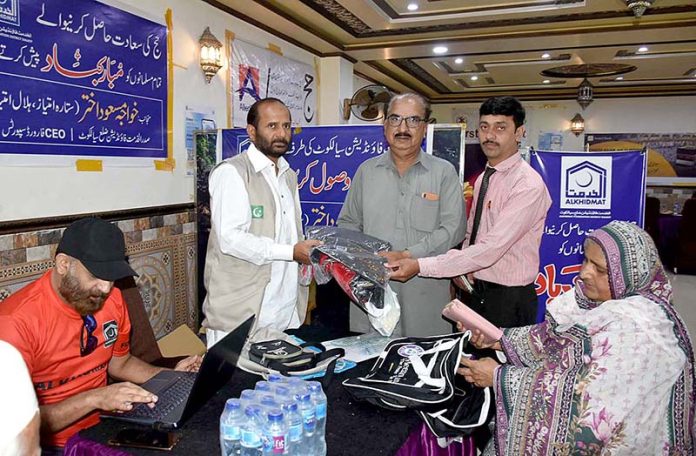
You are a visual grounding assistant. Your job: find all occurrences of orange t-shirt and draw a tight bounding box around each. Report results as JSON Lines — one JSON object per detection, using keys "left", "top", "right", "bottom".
{"left": 0, "top": 271, "right": 131, "bottom": 447}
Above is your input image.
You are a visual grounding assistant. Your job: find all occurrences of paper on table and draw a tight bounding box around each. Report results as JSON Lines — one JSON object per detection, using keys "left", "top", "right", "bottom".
{"left": 322, "top": 333, "right": 393, "bottom": 363}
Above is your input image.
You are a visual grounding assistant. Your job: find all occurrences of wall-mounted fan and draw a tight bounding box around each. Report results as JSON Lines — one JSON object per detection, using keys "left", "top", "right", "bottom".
{"left": 342, "top": 85, "right": 392, "bottom": 121}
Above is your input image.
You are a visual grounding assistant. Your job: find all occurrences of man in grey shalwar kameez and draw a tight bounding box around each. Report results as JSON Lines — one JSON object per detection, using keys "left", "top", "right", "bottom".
{"left": 337, "top": 93, "right": 466, "bottom": 337}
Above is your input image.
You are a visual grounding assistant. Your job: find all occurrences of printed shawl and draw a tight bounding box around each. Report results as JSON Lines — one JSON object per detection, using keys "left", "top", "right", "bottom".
{"left": 491, "top": 221, "right": 695, "bottom": 455}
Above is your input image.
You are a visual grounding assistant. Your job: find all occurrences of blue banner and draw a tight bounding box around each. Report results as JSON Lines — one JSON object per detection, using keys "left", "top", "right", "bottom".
{"left": 0, "top": 0, "right": 167, "bottom": 157}
{"left": 222, "top": 125, "right": 388, "bottom": 227}
{"left": 530, "top": 150, "right": 646, "bottom": 313}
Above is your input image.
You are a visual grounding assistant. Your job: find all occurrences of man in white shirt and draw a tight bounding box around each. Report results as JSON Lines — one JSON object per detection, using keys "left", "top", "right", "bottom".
{"left": 202, "top": 98, "right": 320, "bottom": 346}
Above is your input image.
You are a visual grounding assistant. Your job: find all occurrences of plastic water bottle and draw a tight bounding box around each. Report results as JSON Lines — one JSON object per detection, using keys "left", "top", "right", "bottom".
{"left": 263, "top": 409, "right": 288, "bottom": 455}
{"left": 240, "top": 389, "right": 258, "bottom": 409}
{"left": 307, "top": 382, "right": 327, "bottom": 455}
{"left": 220, "top": 398, "right": 243, "bottom": 456}
{"left": 296, "top": 393, "right": 316, "bottom": 456}
{"left": 286, "top": 377, "right": 307, "bottom": 397}
{"left": 267, "top": 373, "right": 286, "bottom": 384}
{"left": 259, "top": 395, "right": 279, "bottom": 416}
{"left": 241, "top": 406, "right": 264, "bottom": 456}
{"left": 280, "top": 400, "right": 303, "bottom": 456}
{"left": 274, "top": 385, "right": 291, "bottom": 400}
{"left": 256, "top": 380, "right": 272, "bottom": 394}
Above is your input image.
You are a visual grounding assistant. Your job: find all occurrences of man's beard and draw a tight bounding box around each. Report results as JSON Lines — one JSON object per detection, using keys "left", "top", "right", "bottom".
{"left": 58, "top": 271, "right": 109, "bottom": 316}
{"left": 256, "top": 135, "right": 289, "bottom": 158}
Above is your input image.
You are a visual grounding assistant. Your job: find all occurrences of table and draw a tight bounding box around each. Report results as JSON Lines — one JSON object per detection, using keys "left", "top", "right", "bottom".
{"left": 76, "top": 327, "right": 423, "bottom": 455}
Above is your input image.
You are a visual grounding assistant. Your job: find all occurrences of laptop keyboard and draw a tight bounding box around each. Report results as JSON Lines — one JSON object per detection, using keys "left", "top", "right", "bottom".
{"left": 127, "top": 372, "right": 197, "bottom": 419}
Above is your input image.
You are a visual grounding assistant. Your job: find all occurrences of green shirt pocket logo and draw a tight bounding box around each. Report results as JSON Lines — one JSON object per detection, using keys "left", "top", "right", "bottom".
{"left": 251, "top": 205, "right": 264, "bottom": 219}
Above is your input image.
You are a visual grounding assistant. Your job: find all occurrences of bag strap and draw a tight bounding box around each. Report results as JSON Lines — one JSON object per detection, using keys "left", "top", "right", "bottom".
{"left": 409, "top": 338, "right": 459, "bottom": 389}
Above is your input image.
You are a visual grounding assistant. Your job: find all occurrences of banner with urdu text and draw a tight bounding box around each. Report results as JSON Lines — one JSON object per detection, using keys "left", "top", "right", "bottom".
{"left": 222, "top": 125, "right": 387, "bottom": 227}
{"left": 530, "top": 150, "right": 646, "bottom": 316}
{"left": 230, "top": 39, "right": 317, "bottom": 127}
{"left": 0, "top": 0, "right": 168, "bottom": 157}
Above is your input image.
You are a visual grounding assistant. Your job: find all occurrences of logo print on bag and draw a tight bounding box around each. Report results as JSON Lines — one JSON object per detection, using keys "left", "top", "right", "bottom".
{"left": 397, "top": 344, "right": 424, "bottom": 358}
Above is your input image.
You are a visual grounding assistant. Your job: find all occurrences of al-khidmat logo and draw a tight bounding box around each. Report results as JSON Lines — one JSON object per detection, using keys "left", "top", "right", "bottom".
{"left": 560, "top": 156, "right": 612, "bottom": 210}
{"left": 0, "top": 0, "right": 20, "bottom": 27}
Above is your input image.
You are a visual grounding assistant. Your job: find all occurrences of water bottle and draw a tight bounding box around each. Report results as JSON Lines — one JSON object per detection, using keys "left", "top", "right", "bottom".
{"left": 263, "top": 409, "right": 288, "bottom": 455}
{"left": 307, "top": 382, "right": 327, "bottom": 456}
{"left": 296, "top": 393, "right": 316, "bottom": 456}
{"left": 274, "top": 385, "right": 291, "bottom": 400}
{"left": 241, "top": 405, "right": 264, "bottom": 456}
{"left": 256, "top": 381, "right": 272, "bottom": 394}
{"left": 286, "top": 377, "right": 307, "bottom": 397}
{"left": 259, "top": 394, "right": 279, "bottom": 416}
{"left": 280, "top": 400, "right": 303, "bottom": 456}
{"left": 240, "top": 389, "right": 258, "bottom": 409}
{"left": 267, "top": 373, "right": 286, "bottom": 384}
{"left": 220, "top": 399, "right": 243, "bottom": 456}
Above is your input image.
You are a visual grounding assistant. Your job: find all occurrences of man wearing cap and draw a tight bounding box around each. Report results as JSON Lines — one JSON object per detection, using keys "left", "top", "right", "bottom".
{"left": 0, "top": 217, "right": 202, "bottom": 451}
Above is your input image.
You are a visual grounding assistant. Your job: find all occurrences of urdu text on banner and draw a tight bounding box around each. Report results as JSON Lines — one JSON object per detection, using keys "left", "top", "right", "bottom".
{"left": 0, "top": 0, "right": 168, "bottom": 158}
{"left": 530, "top": 150, "right": 647, "bottom": 317}
{"left": 230, "top": 40, "right": 317, "bottom": 127}
{"left": 221, "top": 126, "right": 387, "bottom": 227}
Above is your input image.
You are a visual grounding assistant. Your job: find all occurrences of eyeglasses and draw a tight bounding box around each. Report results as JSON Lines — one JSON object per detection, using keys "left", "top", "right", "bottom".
{"left": 80, "top": 315, "right": 98, "bottom": 357}
{"left": 386, "top": 114, "right": 426, "bottom": 128}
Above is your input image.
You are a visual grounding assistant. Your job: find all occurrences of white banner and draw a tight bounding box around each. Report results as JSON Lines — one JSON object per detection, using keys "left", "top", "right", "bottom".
{"left": 230, "top": 40, "right": 317, "bottom": 126}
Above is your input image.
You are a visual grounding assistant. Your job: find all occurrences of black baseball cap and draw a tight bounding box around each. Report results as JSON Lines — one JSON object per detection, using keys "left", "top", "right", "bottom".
{"left": 56, "top": 217, "right": 137, "bottom": 281}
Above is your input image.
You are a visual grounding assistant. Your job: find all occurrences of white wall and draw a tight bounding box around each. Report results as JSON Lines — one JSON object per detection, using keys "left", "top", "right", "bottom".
{"left": 431, "top": 96, "right": 696, "bottom": 152}
{"left": 0, "top": 0, "right": 318, "bottom": 222}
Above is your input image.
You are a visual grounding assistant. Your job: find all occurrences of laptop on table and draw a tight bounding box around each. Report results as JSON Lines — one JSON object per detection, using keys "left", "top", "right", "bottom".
{"left": 102, "top": 316, "right": 254, "bottom": 430}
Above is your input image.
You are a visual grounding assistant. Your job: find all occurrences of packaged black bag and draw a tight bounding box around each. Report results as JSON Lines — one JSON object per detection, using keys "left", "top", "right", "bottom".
{"left": 343, "top": 333, "right": 466, "bottom": 409}
{"left": 343, "top": 332, "right": 492, "bottom": 437}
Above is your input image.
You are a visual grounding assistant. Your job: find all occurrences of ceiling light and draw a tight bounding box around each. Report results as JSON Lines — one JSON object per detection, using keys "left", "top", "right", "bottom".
{"left": 638, "top": 46, "right": 648, "bottom": 53}
{"left": 541, "top": 53, "right": 551, "bottom": 59}
{"left": 543, "top": 79, "right": 550, "bottom": 84}
{"left": 577, "top": 78, "right": 594, "bottom": 110}
{"left": 407, "top": 3, "right": 419, "bottom": 11}
{"left": 433, "top": 46, "right": 448, "bottom": 54}
{"left": 454, "top": 57, "right": 463, "bottom": 64}
{"left": 470, "top": 75, "right": 478, "bottom": 81}
{"left": 616, "top": 76, "right": 624, "bottom": 80}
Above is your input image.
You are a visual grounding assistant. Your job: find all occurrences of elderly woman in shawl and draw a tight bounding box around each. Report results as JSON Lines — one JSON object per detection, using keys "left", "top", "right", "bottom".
{"left": 459, "top": 221, "right": 695, "bottom": 455}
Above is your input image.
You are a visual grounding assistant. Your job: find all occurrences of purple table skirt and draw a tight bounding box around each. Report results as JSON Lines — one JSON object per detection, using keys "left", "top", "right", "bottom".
{"left": 395, "top": 423, "right": 476, "bottom": 456}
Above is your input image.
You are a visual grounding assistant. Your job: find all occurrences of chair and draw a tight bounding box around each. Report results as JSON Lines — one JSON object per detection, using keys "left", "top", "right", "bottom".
{"left": 675, "top": 198, "right": 696, "bottom": 275}
{"left": 115, "top": 276, "right": 187, "bottom": 369}
{"left": 644, "top": 196, "right": 660, "bottom": 245}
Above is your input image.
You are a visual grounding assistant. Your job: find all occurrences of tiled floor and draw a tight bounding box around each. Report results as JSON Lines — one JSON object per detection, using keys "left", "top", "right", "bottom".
{"left": 670, "top": 272, "right": 696, "bottom": 338}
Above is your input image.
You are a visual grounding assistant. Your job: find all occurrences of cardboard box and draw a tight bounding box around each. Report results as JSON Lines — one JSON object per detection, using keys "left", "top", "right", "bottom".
{"left": 157, "top": 324, "right": 207, "bottom": 357}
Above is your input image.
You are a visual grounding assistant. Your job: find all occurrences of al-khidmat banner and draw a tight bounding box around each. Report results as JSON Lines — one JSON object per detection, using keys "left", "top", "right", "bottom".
{"left": 530, "top": 150, "right": 646, "bottom": 317}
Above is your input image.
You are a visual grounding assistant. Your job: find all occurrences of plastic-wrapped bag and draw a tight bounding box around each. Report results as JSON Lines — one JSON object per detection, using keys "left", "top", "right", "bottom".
{"left": 305, "top": 227, "right": 400, "bottom": 336}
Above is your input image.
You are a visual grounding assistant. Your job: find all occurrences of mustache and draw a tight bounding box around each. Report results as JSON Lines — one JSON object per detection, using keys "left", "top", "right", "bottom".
{"left": 272, "top": 139, "right": 289, "bottom": 145}
{"left": 483, "top": 141, "right": 498, "bottom": 146}
{"left": 395, "top": 133, "right": 412, "bottom": 138}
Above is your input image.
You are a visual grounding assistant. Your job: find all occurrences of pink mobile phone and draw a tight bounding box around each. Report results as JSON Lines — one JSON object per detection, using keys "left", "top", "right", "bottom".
{"left": 442, "top": 299, "right": 503, "bottom": 344}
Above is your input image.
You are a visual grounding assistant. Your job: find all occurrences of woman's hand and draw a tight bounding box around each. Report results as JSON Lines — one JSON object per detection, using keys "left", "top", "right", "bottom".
{"left": 457, "top": 356, "right": 499, "bottom": 388}
{"left": 456, "top": 323, "right": 502, "bottom": 351}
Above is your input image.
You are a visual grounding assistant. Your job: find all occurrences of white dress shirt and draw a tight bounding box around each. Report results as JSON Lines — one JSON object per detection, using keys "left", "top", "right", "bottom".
{"left": 208, "top": 144, "right": 300, "bottom": 332}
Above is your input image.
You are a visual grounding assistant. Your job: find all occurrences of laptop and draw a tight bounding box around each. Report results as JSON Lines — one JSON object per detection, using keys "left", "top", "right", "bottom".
{"left": 102, "top": 315, "right": 254, "bottom": 429}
